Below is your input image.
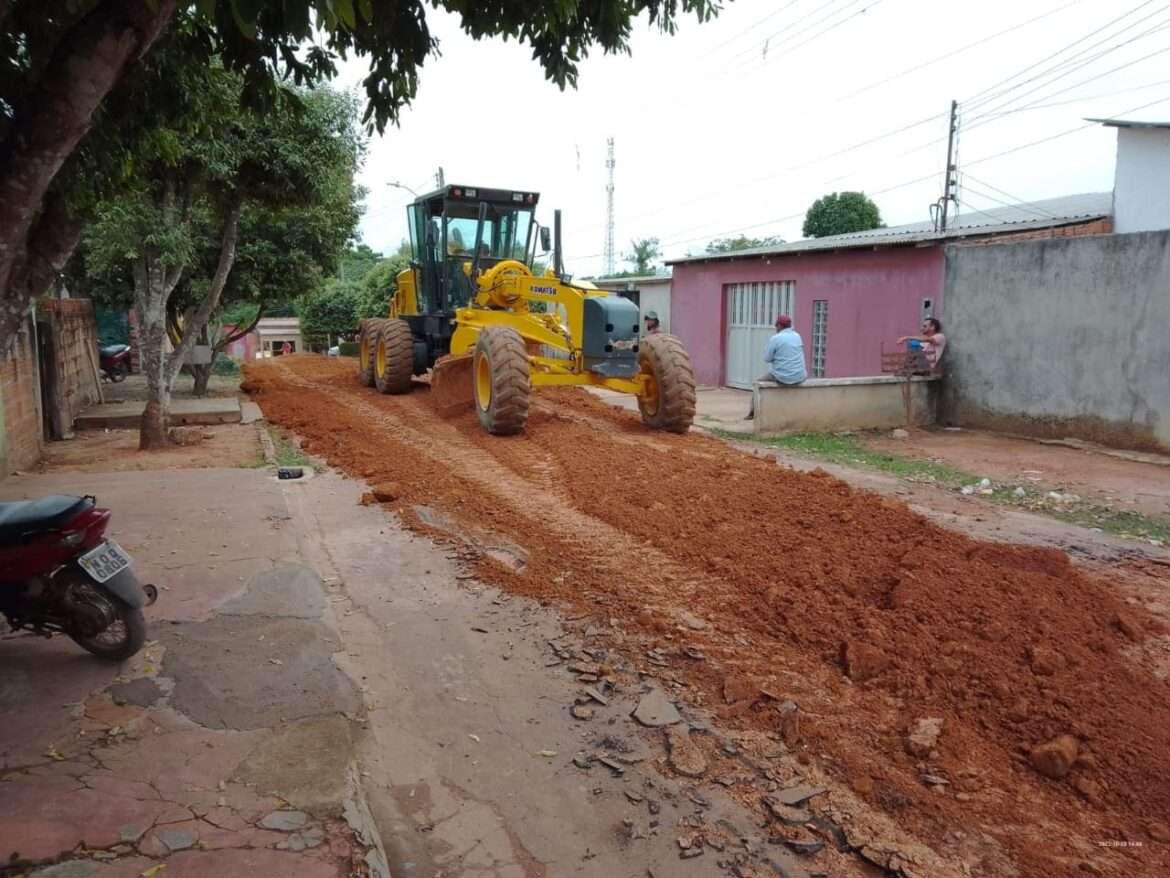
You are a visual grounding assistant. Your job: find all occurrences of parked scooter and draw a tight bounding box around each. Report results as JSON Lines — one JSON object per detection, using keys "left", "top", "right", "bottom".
{"left": 0, "top": 495, "right": 157, "bottom": 660}
{"left": 99, "top": 344, "right": 131, "bottom": 382}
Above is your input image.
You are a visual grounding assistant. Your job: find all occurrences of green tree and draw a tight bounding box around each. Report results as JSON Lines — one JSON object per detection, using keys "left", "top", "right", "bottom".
{"left": 624, "top": 237, "right": 661, "bottom": 275}
{"left": 705, "top": 235, "right": 784, "bottom": 253}
{"left": 298, "top": 279, "right": 361, "bottom": 348}
{"left": 81, "top": 37, "right": 362, "bottom": 447}
{"left": 339, "top": 243, "right": 382, "bottom": 282}
{"left": 0, "top": 0, "right": 720, "bottom": 351}
{"left": 355, "top": 253, "right": 412, "bottom": 320}
{"left": 801, "top": 192, "right": 883, "bottom": 238}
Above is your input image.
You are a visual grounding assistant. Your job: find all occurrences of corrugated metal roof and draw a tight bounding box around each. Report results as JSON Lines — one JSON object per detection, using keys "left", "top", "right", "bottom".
{"left": 1087, "top": 117, "right": 1170, "bottom": 130}
{"left": 666, "top": 192, "right": 1112, "bottom": 266}
{"left": 593, "top": 274, "right": 672, "bottom": 286}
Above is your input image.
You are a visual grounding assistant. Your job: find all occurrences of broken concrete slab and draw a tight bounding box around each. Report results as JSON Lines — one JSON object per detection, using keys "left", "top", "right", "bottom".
{"left": 107, "top": 677, "right": 164, "bottom": 708}
{"left": 259, "top": 809, "right": 310, "bottom": 831}
{"left": 75, "top": 397, "right": 242, "bottom": 430}
{"left": 632, "top": 688, "right": 681, "bottom": 727}
{"left": 236, "top": 716, "right": 354, "bottom": 816}
{"left": 773, "top": 784, "right": 829, "bottom": 806}
{"left": 217, "top": 563, "right": 327, "bottom": 619}
{"left": 665, "top": 727, "right": 707, "bottom": 778}
{"left": 161, "top": 616, "right": 359, "bottom": 731}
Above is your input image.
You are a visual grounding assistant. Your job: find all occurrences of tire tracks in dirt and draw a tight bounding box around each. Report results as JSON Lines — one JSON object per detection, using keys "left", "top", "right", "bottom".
{"left": 247, "top": 356, "right": 1170, "bottom": 878}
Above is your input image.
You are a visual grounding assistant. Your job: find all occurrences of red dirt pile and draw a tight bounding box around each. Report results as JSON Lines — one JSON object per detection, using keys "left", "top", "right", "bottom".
{"left": 245, "top": 357, "right": 1170, "bottom": 877}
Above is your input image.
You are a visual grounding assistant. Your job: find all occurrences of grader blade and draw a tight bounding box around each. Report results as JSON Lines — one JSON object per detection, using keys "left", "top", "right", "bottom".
{"left": 429, "top": 353, "right": 475, "bottom": 412}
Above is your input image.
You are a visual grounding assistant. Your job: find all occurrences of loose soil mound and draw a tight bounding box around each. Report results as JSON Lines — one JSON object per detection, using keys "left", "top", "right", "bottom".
{"left": 245, "top": 357, "right": 1170, "bottom": 877}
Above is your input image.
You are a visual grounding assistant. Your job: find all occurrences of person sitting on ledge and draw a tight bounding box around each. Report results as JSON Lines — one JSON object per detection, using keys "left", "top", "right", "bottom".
{"left": 746, "top": 314, "right": 807, "bottom": 420}
{"left": 898, "top": 317, "right": 947, "bottom": 374}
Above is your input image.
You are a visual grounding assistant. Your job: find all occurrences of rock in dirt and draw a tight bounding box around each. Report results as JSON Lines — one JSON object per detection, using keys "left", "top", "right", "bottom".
{"left": 571, "top": 705, "right": 595, "bottom": 720}
{"left": 891, "top": 428, "right": 910, "bottom": 439}
{"left": 723, "top": 674, "right": 760, "bottom": 704}
{"left": 665, "top": 727, "right": 707, "bottom": 778}
{"left": 1029, "top": 735, "right": 1079, "bottom": 780}
{"left": 1146, "top": 821, "right": 1170, "bottom": 843}
{"left": 632, "top": 688, "right": 681, "bottom": 727}
{"left": 678, "top": 610, "right": 708, "bottom": 631}
{"left": 1028, "top": 644, "right": 1066, "bottom": 676}
{"left": 773, "top": 784, "right": 828, "bottom": 806}
{"left": 370, "top": 482, "right": 402, "bottom": 502}
{"left": 1112, "top": 610, "right": 1144, "bottom": 641}
{"left": 776, "top": 699, "right": 801, "bottom": 744}
{"left": 841, "top": 641, "right": 890, "bottom": 682}
{"left": 906, "top": 717, "right": 944, "bottom": 757}
{"left": 764, "top": 797, "right": 811, "bottom": 825}
{"left": 259, "top": 809, "right": 309, "bottom": 831}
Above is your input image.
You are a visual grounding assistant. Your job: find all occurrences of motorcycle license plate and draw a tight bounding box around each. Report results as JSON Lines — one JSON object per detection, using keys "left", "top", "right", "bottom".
{"left": 79, "top": 541, "right": 132, "bottom": 583}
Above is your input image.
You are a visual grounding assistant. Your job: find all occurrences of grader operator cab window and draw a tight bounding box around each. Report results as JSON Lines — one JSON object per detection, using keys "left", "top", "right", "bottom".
{"left": 405, "top": 186, "right": 538, "bottom": 313}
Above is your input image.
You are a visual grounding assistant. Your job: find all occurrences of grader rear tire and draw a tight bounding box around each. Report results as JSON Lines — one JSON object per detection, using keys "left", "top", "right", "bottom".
{"left": 472, "top": 326, "right": 530, "bottom": 436}
{"left": 637, "top": 334, "right": 696, "bottom": 434}
{"left": 358, "top": 319, "right": 383, "bottom": 387}
{"left": 374, "top": 318, "right": 414, "bottom": 394}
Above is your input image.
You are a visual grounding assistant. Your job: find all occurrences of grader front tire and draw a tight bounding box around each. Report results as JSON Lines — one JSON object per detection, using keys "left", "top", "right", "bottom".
{"left": 357, "top": 319, "right": 383, "bottom": 387}
{"left": 374, "top": 318, "right": 414, "bottom": 395}
{"left": 473, "top": 326, "right": 530, "bottom": 436}
{"left": 637, "top": 334, "right": 696, "bottom": 434}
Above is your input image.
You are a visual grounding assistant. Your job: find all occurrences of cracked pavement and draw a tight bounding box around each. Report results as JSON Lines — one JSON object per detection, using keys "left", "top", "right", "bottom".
{"left": 0, "top": 468, "right": 379, "bottom": 878}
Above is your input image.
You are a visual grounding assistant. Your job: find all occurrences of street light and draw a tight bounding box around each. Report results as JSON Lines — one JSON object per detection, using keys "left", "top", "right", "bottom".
{"left": 386, "top": 180, "right": 419, "bottom": 197}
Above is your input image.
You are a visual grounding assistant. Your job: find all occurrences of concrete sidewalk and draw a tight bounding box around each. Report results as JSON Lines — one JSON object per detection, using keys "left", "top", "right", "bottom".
{"left": 75, "top": 397, "right": 242, "bottom": 430}
{"left": 0, "top": 468, "right": 383, "bottom": 878}
{"left": 588, "top": 384, "right": 751, "bottom": 432}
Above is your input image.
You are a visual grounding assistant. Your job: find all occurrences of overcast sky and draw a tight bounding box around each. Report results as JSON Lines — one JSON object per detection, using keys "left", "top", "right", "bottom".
{"left": 339, "top": 0, "right": 1170, "bottom": 276}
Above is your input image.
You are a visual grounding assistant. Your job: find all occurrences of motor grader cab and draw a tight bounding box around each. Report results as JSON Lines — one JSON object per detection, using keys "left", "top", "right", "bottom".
{"left": 357, "top": 184, "right": 695, "bottom": 436}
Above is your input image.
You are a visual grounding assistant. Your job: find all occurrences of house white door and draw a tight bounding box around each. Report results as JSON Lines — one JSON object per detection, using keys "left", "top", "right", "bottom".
{"left": 724, "top": 281, "right": 795, "bottom": 389}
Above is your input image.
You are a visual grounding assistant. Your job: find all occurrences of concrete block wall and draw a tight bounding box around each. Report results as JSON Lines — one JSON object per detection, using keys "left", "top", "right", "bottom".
{"left": 0, "top": 320, "right": 44, "bottom": 475}
{"left": 942, "top": 230, "right": 1170, "bottom": 452}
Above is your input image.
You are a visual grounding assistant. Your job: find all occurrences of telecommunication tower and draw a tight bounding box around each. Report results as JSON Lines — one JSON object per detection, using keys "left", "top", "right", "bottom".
{"left": 603, "top": 138, "right": 616, "bottom": 276}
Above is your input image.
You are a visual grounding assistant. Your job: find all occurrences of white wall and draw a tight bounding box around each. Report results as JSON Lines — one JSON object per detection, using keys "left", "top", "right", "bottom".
{"left": 1114, "top": 127, "right": 1170, "bottom": 234}
{"left": 639, "top": 281, "right": 672, "bottom": 335}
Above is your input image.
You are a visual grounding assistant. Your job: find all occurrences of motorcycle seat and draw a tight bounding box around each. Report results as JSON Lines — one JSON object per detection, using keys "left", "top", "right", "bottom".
{"left": 99, "top": 344, "right": 129, "bottom": 357}
{"left": 0, "top": 496, "right": 93, "bottom": 544}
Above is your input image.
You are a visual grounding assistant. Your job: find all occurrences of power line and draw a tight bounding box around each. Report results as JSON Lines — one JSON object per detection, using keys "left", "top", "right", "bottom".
{"left": 965, "top": 30, "right": 1170, "bottom": 126}
{"left": 959, "top": 180, "right": 1060, "bottom": 219}
{"left": 699, "top": 0, "right": 806, "bottom": 60}
{"left": 964, "top": 15, "right": 1170, "bottom": 124}
{"left": 729, "top": 0, "right": 857, "bottom": 64}
{"left": 986, "top": 75, "right": 1170, "bottom": 113}
{"left": 836, "top": 0, "right": 1089, "bottom": 101}
{"left": 963, "top": 0, "right": 1163, "bottom": 110}
{"left": 733, "top": 0, "right": 877, "bottom": 71}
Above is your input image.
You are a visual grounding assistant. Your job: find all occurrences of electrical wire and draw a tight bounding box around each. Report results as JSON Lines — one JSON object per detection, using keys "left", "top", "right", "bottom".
{"left": 965, "top": 33, "right": 1170, "bottom": 126}
{"left": 836, "top": 0, "right": 1089, "bottom": 101}
{"left": 962, "top": 0, "right": 1165, "bottom": 110}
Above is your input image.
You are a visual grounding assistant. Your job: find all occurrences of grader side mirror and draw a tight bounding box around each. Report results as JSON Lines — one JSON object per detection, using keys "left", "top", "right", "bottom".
{"left": 539, "top": 226, "right": 552, "bottom": 252}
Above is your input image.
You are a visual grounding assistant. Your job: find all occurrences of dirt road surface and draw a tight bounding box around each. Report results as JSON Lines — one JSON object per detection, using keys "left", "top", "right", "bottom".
{"left": 244, "top": 355, "right": 1170, "bottom": 877}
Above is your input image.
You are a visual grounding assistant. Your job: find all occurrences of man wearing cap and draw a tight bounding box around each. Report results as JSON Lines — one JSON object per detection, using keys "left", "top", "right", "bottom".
{"left": 746, "top": 314, "right": 806, "bottom": 420}
{"left": 643, "top": 310, "right": 662, "bottom": 335}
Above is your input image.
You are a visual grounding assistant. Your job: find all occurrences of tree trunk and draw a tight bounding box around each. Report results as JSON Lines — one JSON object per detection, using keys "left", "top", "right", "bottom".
{"left": 135, "top": 250, "right": 178, "bottom": 450}
{"left": 192, "top": 362, "right": 213, "bottom": 397}
{"left": 0, "top": 0, "right": 177, "bottom": 353}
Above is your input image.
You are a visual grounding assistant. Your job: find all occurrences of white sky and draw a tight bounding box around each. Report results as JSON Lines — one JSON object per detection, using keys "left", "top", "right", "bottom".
{"left": 340, "top": 0, "right": 1170, "bottom": 276}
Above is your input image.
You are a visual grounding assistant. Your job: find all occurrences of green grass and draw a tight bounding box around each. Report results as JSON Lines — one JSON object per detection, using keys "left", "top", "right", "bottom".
{"left": 713, "top": 429, "right": 972, "bottom": 487}
{"left": 267, "top": 429, "right": 312, "bottom": 468}
{"left": 716, "top": 429, "right": 1170, "bottom": 545}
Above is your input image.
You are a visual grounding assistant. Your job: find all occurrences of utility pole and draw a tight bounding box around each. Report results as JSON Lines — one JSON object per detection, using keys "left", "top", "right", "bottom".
{"left": 603, "top": 137, "right": 616, "bottom": 277}
{"left": 436, "top": 167, "right": 445, "bottom": 188}
{"left": 936, "top": 100, "right": 959, "bottom": 232}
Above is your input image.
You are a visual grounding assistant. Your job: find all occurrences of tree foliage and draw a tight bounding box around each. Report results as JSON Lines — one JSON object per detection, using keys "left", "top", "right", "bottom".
{"left": 801, "top": 192, "right": 883, "bottom": 238}
{"left": 705, "top": 235, "right": 784, "bottom": 254}
{"left": 623, "top": 237, "right": 661, "bottom": 275}
{"left": 1, "top": 0, "right": 720, "bottom": 351}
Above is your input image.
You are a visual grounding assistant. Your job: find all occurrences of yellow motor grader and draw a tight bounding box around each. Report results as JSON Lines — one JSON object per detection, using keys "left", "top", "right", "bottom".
{"left": 357, "top": 184, "right": 695, "bottom": 436}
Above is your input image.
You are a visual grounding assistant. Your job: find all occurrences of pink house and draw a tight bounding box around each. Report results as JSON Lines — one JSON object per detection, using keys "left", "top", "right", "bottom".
{"left": 665, "top": 193, "right": 1112, "bottom": 388}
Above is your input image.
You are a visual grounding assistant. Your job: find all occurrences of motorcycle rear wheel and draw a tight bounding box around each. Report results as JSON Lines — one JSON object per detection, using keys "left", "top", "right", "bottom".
{"left": 71, "top": 599, "right": 146, "bottom": 661}
{"left": 111, "top": 362, "right": 128, "bottom": 382}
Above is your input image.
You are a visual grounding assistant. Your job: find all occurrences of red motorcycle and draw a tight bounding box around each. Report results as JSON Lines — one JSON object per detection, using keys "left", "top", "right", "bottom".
{"left": 99, "top": 344, "right": 131, "bottom": 382}
{"left": 0, "top": 495, "right": 157, "bottom": 660}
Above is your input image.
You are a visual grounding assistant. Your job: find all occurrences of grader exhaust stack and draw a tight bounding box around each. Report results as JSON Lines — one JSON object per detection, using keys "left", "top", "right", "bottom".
{"left": 357, "top": 184, "right": 696, "bottom": 436}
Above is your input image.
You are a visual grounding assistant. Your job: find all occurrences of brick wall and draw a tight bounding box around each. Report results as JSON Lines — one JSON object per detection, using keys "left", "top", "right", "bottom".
{"left": 39, "top": 298, "right": 102, "bottom": 439}
{"left": 958, "top": 218, "right": 1113, "bottom": 247}
{"left": 0, "top": 318, "right": 44, "bottom": 475}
